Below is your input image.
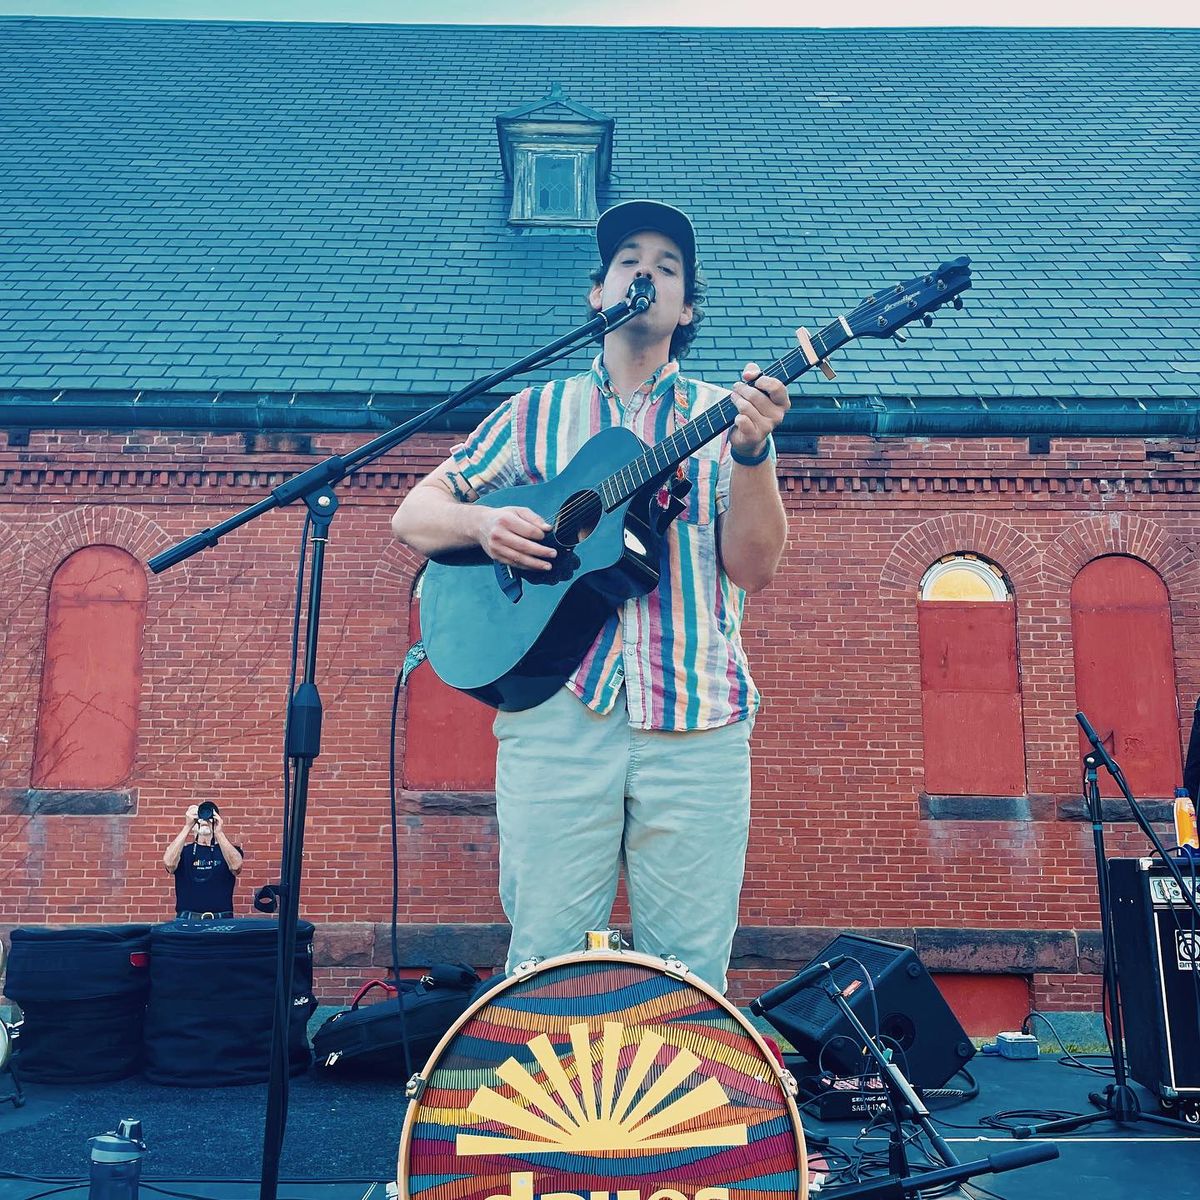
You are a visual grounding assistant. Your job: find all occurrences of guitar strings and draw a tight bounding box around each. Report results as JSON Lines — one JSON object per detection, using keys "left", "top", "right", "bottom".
{"left": 544, "top": 268, "right": 966, "bottom": 536}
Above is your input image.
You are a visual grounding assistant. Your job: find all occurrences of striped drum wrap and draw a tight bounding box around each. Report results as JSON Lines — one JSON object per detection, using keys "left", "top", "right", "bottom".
{"left": 398, "top": 950, "right": 807, "bottom": 1200}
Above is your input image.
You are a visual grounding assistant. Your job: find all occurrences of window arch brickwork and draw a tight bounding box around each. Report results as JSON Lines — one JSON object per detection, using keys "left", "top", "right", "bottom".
{"left": 880, "top": 513, "right": 1039, "bottom": 596}
{"left": 1042, "top": 514, "right": 1200, "bottom": 599}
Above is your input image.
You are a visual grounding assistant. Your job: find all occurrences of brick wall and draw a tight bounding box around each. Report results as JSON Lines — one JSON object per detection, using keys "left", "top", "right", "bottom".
{"left": 3, "top": 427, "right": 1198, "bottom": 1019}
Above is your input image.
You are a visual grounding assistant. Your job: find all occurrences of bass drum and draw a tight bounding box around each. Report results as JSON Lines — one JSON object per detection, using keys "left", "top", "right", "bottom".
{"left": 398, "top": 948, "right": 808, "bottom": 1200}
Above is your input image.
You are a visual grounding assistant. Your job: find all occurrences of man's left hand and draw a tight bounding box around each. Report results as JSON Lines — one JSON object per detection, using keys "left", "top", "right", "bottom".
{"left": 729, "top": 363, "right": 789, "bottom": 457}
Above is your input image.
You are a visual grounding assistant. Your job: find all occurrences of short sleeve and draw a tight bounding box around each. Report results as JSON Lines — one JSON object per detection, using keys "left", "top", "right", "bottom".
{"left": 445, "top": 394, "right": 524, "bottom": 502}
{"left": 716, "top": 436, "right": 732, "bottom": 516}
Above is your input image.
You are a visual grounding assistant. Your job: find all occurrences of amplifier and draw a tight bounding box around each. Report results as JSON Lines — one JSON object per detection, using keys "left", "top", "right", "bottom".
{"left": 1110, "top": 857, "right": 1200, "bottom": 1103}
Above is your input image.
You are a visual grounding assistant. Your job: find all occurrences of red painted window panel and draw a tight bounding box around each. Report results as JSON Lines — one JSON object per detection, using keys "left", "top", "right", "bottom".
{"left": 32, "top": 546, "right": 147, "bottom": 790}
{"left": 403, "top": 597, "right": 497, "bottom": 792}
{"left": 919, "top": 601, "right": 1026, "bottom": 796}
{"left": 1071, "top": 556, "right": 1181, "bottom": 798}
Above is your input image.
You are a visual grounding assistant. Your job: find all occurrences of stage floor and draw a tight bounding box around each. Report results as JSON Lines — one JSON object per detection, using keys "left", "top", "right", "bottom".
{"left": 1, "top": 1053, "right": 1196, "bottom": 1198}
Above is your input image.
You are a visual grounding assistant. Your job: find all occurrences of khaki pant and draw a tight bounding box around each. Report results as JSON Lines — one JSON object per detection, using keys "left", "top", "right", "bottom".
{"left": 493, "top": 687, "right": 752, "bottom": 993}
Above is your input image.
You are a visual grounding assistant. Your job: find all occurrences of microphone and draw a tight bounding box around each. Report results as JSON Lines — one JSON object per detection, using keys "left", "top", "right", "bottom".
{"left": 1076, "top": 710, "right": 1121, "bottom": 776}
{"left": 750, "top": 954, "right": 850, "bottom": 1014}
{"left": 627, "top": 277, "right": 656, "bottom": 312}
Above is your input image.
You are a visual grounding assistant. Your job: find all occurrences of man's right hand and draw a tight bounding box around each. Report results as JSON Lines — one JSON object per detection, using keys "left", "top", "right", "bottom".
{"left": 476, "top": 506, "right": 557, "bottom": 571}
{"left": 185, "top": 805, "right": 199, "bottom": 823}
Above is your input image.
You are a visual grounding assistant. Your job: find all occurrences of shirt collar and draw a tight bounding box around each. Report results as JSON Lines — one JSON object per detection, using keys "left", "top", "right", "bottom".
{"left": 591, "top": 354, "right": 680, "bottom": 405}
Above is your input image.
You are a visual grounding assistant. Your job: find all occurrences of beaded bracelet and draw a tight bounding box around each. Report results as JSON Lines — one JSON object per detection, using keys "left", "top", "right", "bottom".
{"left": 730, "top": 437, "right": 773, "bottom": 467}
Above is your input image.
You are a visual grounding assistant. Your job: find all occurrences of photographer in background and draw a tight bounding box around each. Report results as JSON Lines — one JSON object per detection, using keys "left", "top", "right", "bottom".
{"left": 162, "top": 802, "right": 244, "bottom": 919}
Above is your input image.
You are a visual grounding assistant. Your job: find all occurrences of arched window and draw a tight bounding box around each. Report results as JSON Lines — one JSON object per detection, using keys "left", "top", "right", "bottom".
{"left": 918, "top": 554, "right": 1026, "bottom": 796}
{"left": 1071, "top": 555, "right": 1181, "bottom": 798}
{"left": 403, "top": 572, "right": 497, "bottom": 793}
{"left": 33, "top": 546, "right": 147, "bottom": 790}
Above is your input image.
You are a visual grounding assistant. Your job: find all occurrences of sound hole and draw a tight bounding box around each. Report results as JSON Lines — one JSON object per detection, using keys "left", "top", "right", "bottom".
{"left": 554, "top": 490, "right": 602, "bottom": 547}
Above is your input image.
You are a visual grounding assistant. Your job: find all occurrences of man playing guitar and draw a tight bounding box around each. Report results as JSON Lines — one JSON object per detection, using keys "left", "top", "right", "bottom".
{"left": 391, "top": 201, "right": 790, "bottom": 992}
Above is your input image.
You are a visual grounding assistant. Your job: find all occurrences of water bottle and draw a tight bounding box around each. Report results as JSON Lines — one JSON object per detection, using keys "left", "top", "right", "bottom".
{"left": 88, "top": 1119, "right": 146, "bottom": 1200}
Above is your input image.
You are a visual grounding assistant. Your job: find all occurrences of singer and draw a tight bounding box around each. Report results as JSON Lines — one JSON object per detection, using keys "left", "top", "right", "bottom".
{"left": 390, "top": 200, "right": 790, "bottom": 992}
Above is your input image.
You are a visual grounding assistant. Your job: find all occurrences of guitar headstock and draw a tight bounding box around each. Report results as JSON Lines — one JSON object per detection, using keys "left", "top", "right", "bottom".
{"left": 846, "top": 256, "right": 972, "bottom": 339}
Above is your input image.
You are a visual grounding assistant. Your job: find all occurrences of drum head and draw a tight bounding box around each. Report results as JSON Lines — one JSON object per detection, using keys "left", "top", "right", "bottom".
{"left": 399, "top": 950, "right": 807, "bottom": 1200}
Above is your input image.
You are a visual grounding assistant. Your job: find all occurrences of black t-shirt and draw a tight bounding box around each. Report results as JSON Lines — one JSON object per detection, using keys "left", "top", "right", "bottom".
{"left": 173, "top": 842, "right": 242, "bottom": 914}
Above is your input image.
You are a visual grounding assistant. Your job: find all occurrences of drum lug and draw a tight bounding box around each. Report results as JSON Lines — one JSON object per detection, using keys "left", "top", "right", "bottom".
{"left": 661, "top": 954, "right": 690, "bottom": 979}
{"left": 405, "top": 1072, "right": 428, "bottom": 1101}
{"left": 512, "top": 956, "right": 544, "bottom": 975}
{"left": 779, "top": 1067, "right": 799, "bottom": 1098}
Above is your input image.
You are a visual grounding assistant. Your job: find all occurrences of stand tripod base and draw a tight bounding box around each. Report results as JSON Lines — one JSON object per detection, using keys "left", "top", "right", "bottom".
{"left": 1014, "top": 1083, "right": 1200, "bottom": 1137}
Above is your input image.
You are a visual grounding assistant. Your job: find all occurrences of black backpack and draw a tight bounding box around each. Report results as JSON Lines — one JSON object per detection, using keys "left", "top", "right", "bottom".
{"left": 312, "top": 963, "right": 481, "bottom": 1077}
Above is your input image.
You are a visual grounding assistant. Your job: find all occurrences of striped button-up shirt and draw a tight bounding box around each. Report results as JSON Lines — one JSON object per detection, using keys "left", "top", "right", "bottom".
{"left": 446, "top": 356, "right": 762, "bottom": 732}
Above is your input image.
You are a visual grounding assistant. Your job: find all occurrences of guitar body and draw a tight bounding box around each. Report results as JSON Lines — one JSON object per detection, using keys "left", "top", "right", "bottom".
{"left": 419, "top": 426, "right": 685, "bottom": 711}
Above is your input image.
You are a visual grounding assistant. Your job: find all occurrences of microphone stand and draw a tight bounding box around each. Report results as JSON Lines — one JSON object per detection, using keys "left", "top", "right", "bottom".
{"left": 1014, "top": 711, "right": 1200, "bottom": 1139}
{"left": 146, "top": 287, "right": 654, "bottom": 1200}
{"left": 816, "top": 969, "right": 961, "bottom": 1176}
{"left": 799, "top": 963, "right": 1060, "bottom": 1197}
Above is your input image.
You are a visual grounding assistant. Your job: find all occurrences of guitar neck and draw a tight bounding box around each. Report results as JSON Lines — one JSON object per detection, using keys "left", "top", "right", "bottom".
{"left": 600, "top": 314, "right": 852, "bottom": 509}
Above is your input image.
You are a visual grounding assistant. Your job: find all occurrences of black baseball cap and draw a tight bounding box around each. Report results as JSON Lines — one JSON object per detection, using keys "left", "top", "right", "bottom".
{"left": 595, "top": 201, "right": 697, "bottom": 277}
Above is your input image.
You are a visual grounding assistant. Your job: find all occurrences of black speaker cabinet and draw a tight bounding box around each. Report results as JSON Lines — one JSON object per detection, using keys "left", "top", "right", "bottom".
{"left": 1110, "top": 857, "right": 1200, "bottom": 1102}
{"left": 755, "top": 933, "right": 975, "bottom": 1089}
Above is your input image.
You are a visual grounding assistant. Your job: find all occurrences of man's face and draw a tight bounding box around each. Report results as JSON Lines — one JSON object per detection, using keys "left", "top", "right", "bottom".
{"left": 194, "top": 820, "right": 214, "bottom": 846}
{"left": 590, "top": 230, "right": 693, "bottom": 349}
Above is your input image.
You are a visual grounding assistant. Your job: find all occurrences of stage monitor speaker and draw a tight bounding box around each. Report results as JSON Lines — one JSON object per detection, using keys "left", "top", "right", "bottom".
{"left": 754, "top": 933, "right": 976, "bottom": 1089}
{"left": 1110, "top": 857, "right": 1200, "bottom": 1103}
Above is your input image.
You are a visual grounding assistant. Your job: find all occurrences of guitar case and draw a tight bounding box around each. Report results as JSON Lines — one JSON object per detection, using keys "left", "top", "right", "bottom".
{"left": 313, "top": 963, "right": 480, "bottom": 1077}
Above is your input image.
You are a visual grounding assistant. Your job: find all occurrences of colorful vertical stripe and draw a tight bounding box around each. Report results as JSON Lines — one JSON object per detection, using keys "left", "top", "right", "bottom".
{"left": 447, "top": 357, "right": 759, "bottom": 732}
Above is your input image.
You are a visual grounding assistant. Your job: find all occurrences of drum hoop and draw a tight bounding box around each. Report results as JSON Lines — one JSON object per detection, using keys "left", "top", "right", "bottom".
{"left": 396, "top": 947, "right": 807, "bottom": 1200}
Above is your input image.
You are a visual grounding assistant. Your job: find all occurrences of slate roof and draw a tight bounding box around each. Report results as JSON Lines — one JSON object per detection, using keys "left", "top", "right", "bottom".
{"left": 0, "top": 17, "right": 1196, "bottom": 404}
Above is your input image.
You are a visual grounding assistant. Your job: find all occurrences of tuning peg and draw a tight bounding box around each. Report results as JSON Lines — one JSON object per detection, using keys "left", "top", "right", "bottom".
{"left": 952, "top": 297, "right": 964, "bottom": 310}
{"left": 892, "top": 330, "right": 909, "bottom": 345}
{"left": 922, "top": 314, "right": 934, "bottom": 328}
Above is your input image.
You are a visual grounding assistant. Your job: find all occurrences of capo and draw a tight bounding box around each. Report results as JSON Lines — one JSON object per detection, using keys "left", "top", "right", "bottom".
{"left": 795, "top": 326, "right": 837, "bottom": 380}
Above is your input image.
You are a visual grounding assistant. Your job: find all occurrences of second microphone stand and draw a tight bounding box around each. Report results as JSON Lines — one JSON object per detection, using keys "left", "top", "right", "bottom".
{"left": 1015, "top": 712, "right": 1200, "bottom": 1139}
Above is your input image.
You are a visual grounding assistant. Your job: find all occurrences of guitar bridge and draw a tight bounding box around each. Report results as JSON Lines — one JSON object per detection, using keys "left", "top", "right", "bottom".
{"left": 495, "top": 562, "right": 522, "bottom": 602}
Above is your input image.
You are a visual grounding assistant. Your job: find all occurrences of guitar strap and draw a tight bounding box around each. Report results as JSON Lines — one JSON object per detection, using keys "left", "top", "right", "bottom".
{"left": 671, "top": 376, "right": 692, "bottom": 482}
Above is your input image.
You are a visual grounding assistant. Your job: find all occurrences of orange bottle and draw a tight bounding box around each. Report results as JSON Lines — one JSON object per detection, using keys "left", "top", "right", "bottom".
{"left": 1173, "top": 788, "right": 1199, "bottom": 851}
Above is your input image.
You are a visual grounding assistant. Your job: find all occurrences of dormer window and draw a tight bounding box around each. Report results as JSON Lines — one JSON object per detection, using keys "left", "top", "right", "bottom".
{"left": 496, "top": 86, "right": 613, "bottom": 228}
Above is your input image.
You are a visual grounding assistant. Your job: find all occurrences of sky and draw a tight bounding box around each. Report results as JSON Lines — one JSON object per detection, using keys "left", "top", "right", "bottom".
{"left": 0, "top": 0, "right": 1195, "bottom": 27}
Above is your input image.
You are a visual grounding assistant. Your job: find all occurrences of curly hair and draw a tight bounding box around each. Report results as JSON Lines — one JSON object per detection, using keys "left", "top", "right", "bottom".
{"left": 587, "top": 257, "right": 708, "bottom": 361}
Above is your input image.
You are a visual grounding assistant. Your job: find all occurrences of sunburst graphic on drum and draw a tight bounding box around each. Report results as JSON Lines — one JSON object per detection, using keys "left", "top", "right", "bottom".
{"left": 456, "top": 1021, "right": 749, "bottom": 1155}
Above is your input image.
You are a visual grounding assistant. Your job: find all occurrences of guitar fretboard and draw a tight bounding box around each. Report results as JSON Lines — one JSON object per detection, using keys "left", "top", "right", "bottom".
{"left": 598, "top": 316, "right": 850, "bottom": 510}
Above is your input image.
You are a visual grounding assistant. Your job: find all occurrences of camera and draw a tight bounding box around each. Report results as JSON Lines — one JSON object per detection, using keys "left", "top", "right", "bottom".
{"left": 197, "top": 802, "right": 219, "bottom": 822}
